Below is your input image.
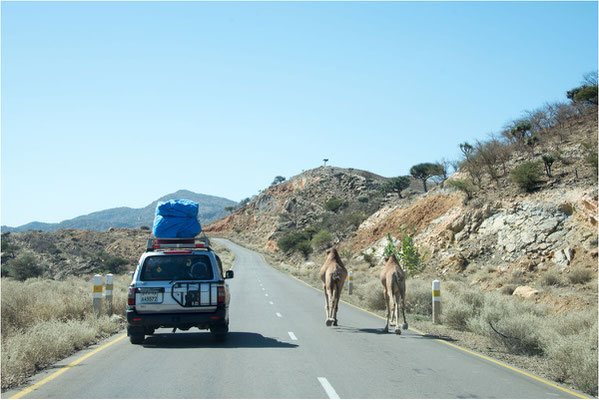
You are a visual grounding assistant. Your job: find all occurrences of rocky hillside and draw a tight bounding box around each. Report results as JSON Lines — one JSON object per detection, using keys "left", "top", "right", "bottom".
{"left": 207, "top": 166, "right": 426, "bottom": 252}
{"left": 2, "top": 190, "right": 236, "bottom": 233}
{"left": 206, "top": 111, "right": 598, "bottom": 313}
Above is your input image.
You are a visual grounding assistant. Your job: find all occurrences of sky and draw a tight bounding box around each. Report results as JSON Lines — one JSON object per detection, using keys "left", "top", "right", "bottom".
{"left": 1, "top": 1, "right": 597, "bottom": 227}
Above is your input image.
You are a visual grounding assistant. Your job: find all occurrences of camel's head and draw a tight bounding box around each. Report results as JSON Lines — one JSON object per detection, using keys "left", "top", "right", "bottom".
{"left": 325, "top": 248, "right": 344, "bottom": 266}
{"left": 384, "top": 253, "right": 401, "bottom": 268}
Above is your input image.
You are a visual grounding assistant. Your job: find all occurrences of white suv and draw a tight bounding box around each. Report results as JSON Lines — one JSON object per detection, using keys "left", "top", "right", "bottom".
{"left": 126, "top": 237, "right": 233, "bottom": 344}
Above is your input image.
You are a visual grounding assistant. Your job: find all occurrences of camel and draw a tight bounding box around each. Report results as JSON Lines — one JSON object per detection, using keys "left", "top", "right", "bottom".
{"left": 380, "top": 254, "right": 408, "bottom": 334}
{"left": 319, "top": 248, "right": 348, "bottom": 326}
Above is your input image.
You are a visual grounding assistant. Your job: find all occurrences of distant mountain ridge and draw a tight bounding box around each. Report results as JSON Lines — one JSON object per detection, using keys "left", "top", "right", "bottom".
{"left": 1, "top": 190, "right": 236, "bottom": 233}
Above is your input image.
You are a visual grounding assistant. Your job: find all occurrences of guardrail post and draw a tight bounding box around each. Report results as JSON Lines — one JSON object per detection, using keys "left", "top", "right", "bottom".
{"left": 105, "top": 274, "right": 114, "bottom": 315}
{"left": 348, "top": 270, "right": 353, "bottom": 295}
{"left": 432, "top": 280, "right": 441, "bottom": 324}
{"left": 93, "top": 274, "right": 103, "bottom": 317}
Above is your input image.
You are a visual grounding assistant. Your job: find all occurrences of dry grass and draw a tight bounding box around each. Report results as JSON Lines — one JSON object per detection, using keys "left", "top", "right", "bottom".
{"left": 1, "top": 275, "right": 129, "bottom": 390}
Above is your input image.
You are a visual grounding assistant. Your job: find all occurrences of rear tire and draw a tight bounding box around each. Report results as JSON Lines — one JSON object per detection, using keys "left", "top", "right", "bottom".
{"left": 129, "top": 334, "right": 145, "bottom": 344}
{"left": 210, "top": 323, "right": 229, "bottom": 342}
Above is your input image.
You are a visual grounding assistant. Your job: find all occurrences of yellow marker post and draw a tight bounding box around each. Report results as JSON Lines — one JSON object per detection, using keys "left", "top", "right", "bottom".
{"left": 432, "top": 280, "right": 441, "bottom": 324}
{"left": 348, "top": 270, "right": 353, "bottom": 295}
{"left": 93, "top": 274, "right": 103, "bottom": 317}
{"left": 105, "top": 274, "right": 114, "bottom": 315}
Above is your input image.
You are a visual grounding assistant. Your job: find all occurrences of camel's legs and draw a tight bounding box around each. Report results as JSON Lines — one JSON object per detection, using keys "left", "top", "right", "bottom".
{"left": 393, "top": 292, "right": 401, "bottom": 334}
{"left": 331, "top": 282, "right": 339, "bottom": 326}
{"left": 323, "top": 284, "right": 331, "bottom": 325}
{"left": 400, "top": 287, "right": 408, "bottom": 330}
{"left": 383, "top": 288, "right": 390, "bottom": 332}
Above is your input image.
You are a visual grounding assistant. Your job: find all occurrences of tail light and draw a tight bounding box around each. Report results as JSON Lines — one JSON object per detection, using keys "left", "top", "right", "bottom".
{"left": 128, "top": 287, "right": 136, "bottom": 306}
{"left": 217, "top": 286, "right": 226, "bottom": 304}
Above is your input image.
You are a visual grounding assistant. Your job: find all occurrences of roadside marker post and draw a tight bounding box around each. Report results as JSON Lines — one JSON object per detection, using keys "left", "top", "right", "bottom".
{"left": 348, "top": 270, "right": 353, "bottom": 295}
{"left": 105, "top": 274, "right": 114, "bottom": 315}
{"left": 93, "top": 274, "right": 103, "bottom": 317}
{"left": 432, "top": 280, "right": 441, "bottom": 324}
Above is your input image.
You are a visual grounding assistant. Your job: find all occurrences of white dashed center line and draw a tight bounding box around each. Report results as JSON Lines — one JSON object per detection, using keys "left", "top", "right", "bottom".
{"left": 269, "top": 301, "right": 274, "bottom": 305}
{"left": 288, "top": 332, "right": 297, "bottom": 340}
{"left": 265, "top": 294, "right": 269, "bottom": 297}
{"left": 318, "top": 377, "right": 340, "bottom": 399}
{"left": 276, "top": 313, "right": 282, "bottom": 318}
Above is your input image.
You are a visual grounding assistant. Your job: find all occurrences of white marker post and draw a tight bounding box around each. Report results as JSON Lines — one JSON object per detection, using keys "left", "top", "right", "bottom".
{"left": 348, "top": 270, "right": 353, "bottom": 295}
{"left": 432, "top": 280, "right": 441, "bottom": 324}
{"left": 93, "top": 274, "right": 103, "bottom": 317}
{"left": 105, "top": 274, "right": 114, "bottom": 315}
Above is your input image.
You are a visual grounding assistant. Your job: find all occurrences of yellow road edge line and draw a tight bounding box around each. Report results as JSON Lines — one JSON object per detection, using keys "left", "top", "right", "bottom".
{"left": 10, "top": 334, "right": 127, "bottom": 399}
{"left": 438, "top": 340, "right": 588, "bottom": 399}
{"left": 286, "top": 272, "right": 588, "bottom": 399}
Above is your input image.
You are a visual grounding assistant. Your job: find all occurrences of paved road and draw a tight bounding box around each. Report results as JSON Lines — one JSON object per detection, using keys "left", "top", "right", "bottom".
{"left": 4, "top": 239, "right": 586, "bottom": 399}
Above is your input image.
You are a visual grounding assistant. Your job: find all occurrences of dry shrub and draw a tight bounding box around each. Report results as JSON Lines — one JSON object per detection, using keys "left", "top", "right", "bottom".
{"left": 567, "top": 267, "right": 593, "bottom": 284}
{"left": 353, "top": 279, "right": 386, "bottom": 311}
{"left": 404, "top": 278, "right": 432, "bottom": 315}
{"left": 467, "top": 292, "right": 548, "bottom": 355}
{"left": 539, "top": 268, "right": 563, "bottom": 287}
{"left": 1, "top": 275, "right": 128, "bottom": 390}
{"left": 442, "top": 283, "right": 484, "bottom": 330}
{"left": 1, "top": 315, "right": 122, "bottom": 389}
{"left": 541, "top": 311, "right": 598, "bottom": 396}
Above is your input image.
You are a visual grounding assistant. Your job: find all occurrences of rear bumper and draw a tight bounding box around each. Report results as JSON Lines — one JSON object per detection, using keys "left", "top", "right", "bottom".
{"left": 127, "top": 305, "right": 227, "bottom": 330}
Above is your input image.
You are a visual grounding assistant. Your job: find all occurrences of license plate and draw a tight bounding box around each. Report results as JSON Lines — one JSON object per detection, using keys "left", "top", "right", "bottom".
{"left": 139, "top": 292, "right": 162, "bottom": 303}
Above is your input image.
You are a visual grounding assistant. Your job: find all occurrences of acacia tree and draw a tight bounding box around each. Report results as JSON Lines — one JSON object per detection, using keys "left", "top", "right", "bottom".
{"left": 271, "top": 176, "right": 286, "bottom": 186}
{"left": 409, "top": 163, "right": 443, "bottom": 192}
{"left": 379, "top": 176, "right": 411, "bottom": 198}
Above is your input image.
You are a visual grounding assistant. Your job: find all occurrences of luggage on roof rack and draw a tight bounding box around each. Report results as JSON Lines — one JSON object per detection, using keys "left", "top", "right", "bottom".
{"left": 152, "top": 199, "right": 202, "bottom": 238}
{"left": 147, "top": 236, "right": 211, "bottom": 251}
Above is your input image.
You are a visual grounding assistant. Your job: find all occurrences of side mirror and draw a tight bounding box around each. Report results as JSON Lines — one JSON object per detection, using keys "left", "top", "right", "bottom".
{"left": 225, "top": 270, "right": 234, "bottom": 279}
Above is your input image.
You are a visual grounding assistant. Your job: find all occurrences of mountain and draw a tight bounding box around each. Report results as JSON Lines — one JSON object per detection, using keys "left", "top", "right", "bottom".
{"left": 1, "top": 190, "right": 236, "bottom": 233}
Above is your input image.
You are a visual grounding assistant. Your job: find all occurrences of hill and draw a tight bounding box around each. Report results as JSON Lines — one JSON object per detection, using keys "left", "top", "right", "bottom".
{"left": 1, "top": 190, "right": 236, "bottom": 233}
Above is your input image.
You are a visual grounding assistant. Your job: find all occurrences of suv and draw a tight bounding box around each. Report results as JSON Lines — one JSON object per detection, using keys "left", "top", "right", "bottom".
{"left": 126, "top": 237, "right": 233, "bottom": 344}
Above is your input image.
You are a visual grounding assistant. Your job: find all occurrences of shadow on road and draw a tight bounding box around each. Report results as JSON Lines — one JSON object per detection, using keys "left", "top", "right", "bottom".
{"left": 328, "top": 325, "right": 456, "bottom": 341}
{"left": 141, "top": 331, "right": 299, "bottom": 349}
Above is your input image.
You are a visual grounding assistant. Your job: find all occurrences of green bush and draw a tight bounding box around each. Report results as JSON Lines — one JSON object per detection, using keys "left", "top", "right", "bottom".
{"left": 510, "top": 161, "right": 542, "bottom": 192}
{"left": 357, "top": 196, "right": 369, "bottom": 203}
{"left": 5, "top": 252, "right": 44, "bottom": 281}
{"left": 311, "top": 230, "right": 333, "bottom": 249}
{"left": 324, "top": 197, "right": 346, "bottom": 213}
{"left": 447, "top": 179, "right": 476, "bottom": 199}
{"left": 104, "top": 257, "right": 129, "bottom": 274}
{"left": 347, "top": 213, "right": 367, "bottom": 229}
{"left": 277, "top": 231, "right": 309, "bottom": 253}
{"left": 295, "top": 241, "right": 313, "bottom": 258}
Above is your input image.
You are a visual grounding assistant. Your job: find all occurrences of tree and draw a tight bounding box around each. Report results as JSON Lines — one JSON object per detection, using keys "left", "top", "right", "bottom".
{"left": 541, "top": 154, "right": 555, "bottom": 177}
{"left": 409, "top": 163, "right": 443, "bottom": 192}
{"left": 567, "top": 85, "right": 598, "bottom": 105}
{"left": 459, "top": 142, "right": 474, "bottom": 160}
{"left": 447, "top": 179, "right": 476, "bottom": 200}
{"left": 379, "top": 176, "right": 410, "bottom": 198}
{"left": 509, "top": 120, "right": 532, "bottom": 142}
{"left": 224, "top": 206, "right": 236, "bottom": 214}
{"left": 238, "top": 198, "right": 251, "bottom": 209}
{"left": 6, "top": 252, "right": 44, "bottom": 281}
{"left": 311, "top": 230, "right": 333, "bottom": 249}
{"left": 271, "top": 176, "right": 286, "bottom": 186}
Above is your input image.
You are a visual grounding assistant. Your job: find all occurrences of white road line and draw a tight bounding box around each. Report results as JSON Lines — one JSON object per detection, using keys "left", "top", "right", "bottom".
{"left": 288, "top": 332, "right": 297, "bottom": 340}
{"left": 262, "top": 288, "right": 265, "bottom": 291}
{"left": 265, "top": 293, "right": 269, "bottom": 297}
{"left": 276, "top": 312, "right": 282, "bottom": 317}
{"left": 269, "top": 301, "right": 274, "bottom": 305}
{"left": 318, "top": 377, "right": 340, "bottom": 399}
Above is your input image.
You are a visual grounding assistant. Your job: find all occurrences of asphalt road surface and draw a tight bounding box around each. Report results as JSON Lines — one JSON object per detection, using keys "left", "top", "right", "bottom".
{"left": 4, "top": 239, "right": 587, "bottom": 399}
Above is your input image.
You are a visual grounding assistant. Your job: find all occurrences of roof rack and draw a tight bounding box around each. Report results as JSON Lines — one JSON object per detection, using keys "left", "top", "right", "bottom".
{"left": 146, "top": 235, "right": 211, "bottom": 251}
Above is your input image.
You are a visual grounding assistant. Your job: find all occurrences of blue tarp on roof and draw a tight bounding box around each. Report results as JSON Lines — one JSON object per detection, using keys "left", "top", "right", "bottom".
{"left": 152, "top": 199, "right": 202, "bottom": 238}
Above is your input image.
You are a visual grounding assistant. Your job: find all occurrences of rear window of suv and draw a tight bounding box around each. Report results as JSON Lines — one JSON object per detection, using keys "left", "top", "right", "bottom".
{"left": 141, "top": 254, "right": 214, "bottom": 281}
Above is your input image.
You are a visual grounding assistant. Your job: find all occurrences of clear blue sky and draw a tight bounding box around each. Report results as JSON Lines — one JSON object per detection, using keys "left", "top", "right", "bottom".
{"left": 2, "top": 1, "right": 597, "bottom": 227}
